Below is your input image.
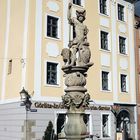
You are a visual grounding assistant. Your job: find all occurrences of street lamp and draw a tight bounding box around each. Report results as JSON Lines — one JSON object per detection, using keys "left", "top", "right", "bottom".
{"left": 19, "top": 87, "right": 37, "bottom": 112}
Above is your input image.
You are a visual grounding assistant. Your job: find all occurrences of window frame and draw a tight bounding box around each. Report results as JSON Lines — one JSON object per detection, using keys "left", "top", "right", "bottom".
{"left": 102, "top": 71, "right": 109, "bottom": 91}
{"left": 120, "top": 74, "right": 128, "bottom": 93}
{"left": 118, "top": 4, "right": 124, "bottom": 21}
{"left": 98, "top": 0, "right": 110, "bottom": 16}
{"left": 100, "top": 31, "right": 109, "bottom": 51}
{"left": 119, "top": 36, "right": 126, "bottom": 55}
{"left": 118, "top": 35, "right": 128, "bottom": 55}
{"left": 100, "top": 0, "right": 107, "bottom": 15}
{"left": 101, "top": 113, "right": 111, "bottom": 138}
{"left": 47, "top": 15, "right": 58, "bottom": 38}
{"left": 100, "top": 70, "right": 112, "bottom": 92}
{"left": 46, "top": 14, "right": 61, "bottom": 40}
{"left": 73, "top": 0, "right": 82, "bottom": 6}
{"left": 45, "top": 61, "right": 60, "bottom": 87}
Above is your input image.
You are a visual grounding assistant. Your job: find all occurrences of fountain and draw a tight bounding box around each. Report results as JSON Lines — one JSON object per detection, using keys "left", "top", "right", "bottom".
{"left": 60, "top": 2, "right": 93, "bottom": 140}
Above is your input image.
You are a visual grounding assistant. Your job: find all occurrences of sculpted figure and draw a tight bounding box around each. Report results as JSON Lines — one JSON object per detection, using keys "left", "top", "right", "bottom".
{"left": 61, "top": 48, "right": 71, "bottom": 65}
{"left": 62, "top": 94, "right": 72, "bottom": 108}
{"left": 68, "top": 3, "right": 89, "bottom": 66}
{"left": 78, "top": 42, "right": 91, "bottom": 66}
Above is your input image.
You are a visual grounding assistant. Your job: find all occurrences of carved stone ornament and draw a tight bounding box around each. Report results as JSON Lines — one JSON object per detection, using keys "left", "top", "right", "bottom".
{"left": 62, "top": 93, "right": 90, "bottom": 110}
{"left": 65, "top": 72, "right": 86, "bottom": 87}
{"left": 62, "top": 94, "right": 72, "bottom": 108}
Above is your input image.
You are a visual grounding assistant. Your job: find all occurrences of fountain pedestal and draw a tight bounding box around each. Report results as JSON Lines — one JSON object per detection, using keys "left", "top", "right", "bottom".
{"left": 64, "top": 113, "right": 87, "bottom": 140}
{"left": 61, "top": 66, "right": 93, "bottom": 140}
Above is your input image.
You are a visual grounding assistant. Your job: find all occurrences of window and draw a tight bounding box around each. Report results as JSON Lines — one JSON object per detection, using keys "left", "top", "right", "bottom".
{"left": 73, "top": 0, "right": 81, "bottom": 6}
{"left": 47, "top": 15, "right": 58, "bottom": 38}
{"left": 83, "top": 114, "right": 90, "bottom": 130}
{"left": 101, "top": 31, "right": 108, "bottom": 50}
{"left": 118, "top": 4, "right": 124, "bottom": 21}
{"left": 120, "top": 74, "right": 127, "bottom": 92}
{"left": 46, "top": 62, "right": 58, "bottom": 85}
{"left": 57, "top": 114, "right": 66, "bottom": 135}
{"left": 8, "top": 59, "right": 12, "bottom": 74}
{"left": 100, "top": 0, "right": 107, "bottom": 15}
{"left": 102, "top": 71, "right": 109, "bottom": 90}
{"left": 117, "top": 110, "right": 130, "bottom": 134}
{"left": 102, "top": 114, "right": 110, "bottom": 138}
{"left": 119, "top": 36, "right": 126, "bottom": 54}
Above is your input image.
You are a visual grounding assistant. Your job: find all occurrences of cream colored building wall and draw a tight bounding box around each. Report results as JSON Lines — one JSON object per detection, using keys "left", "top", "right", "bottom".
{"left": 0, "top": 0, "right": 36, "bottom": 102}
{"left": 85, "top": 0, "right": 113, "bottom": 102}
{"left": 0, "top": 0, "right": 24, "bottom": 101}
{"left": 0, "top": 0, "right": 7, "bottom": 101}
{"left": 41, "top": 0, "right": 64, "bottom": 99}
{"left": 84, "top": 0, "right": 136, "bottom": 104}
{"left": 5, "top": 0, "right": 24, "bottom": 99}
{"left": 116, "top": 1, "right": 135, "bottom": 104}
{"left": 26, "top": 0, "right": 36, "bottom": 95}
{"left": 0, "top": 0, "right": 136, "bottom": 105}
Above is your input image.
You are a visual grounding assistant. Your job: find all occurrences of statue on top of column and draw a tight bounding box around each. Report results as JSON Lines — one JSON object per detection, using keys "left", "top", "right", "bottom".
{"left": 61, "top": 2, "right": 92, "bottom": 67}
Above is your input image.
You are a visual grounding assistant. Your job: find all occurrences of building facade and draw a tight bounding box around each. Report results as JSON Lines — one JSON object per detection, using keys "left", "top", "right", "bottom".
{"left": 0, "top": 0, "right": 137, "bottom": 140}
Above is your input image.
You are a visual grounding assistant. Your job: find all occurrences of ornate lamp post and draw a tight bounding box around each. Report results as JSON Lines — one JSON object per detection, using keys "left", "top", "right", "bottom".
{"left": 19, "top": 88, "right": 37, "bottom": 140}
{"left": 60, "top": 2, "right": 93, "bottom": 140}
{"left": 19, "top": 87, "right": 37, "bottom": 112}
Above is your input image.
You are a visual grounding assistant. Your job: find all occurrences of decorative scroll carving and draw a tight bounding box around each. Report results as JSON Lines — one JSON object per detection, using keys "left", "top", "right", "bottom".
{"left": 62, "top": 93, "right": 91, "bottom": 109}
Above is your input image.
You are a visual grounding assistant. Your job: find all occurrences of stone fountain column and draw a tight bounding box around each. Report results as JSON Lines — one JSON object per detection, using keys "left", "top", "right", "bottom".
{"left": 60, "top": 2, "right": 93, "bottom": 140}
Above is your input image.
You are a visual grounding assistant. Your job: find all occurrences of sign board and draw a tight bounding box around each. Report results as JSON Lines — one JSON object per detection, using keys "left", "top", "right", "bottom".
{"left": 34, "top": 102, "right": 110, "bottom": 110}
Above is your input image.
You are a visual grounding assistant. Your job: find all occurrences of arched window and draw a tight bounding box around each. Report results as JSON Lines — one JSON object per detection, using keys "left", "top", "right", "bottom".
{"left": 116, "top": 110, "right": 130, "bottom": 135}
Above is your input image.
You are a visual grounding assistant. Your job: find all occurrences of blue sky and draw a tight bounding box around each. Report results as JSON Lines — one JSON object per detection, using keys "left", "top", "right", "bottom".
{"left": 135, "top": 1, "right": 140, "bottom": 16}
